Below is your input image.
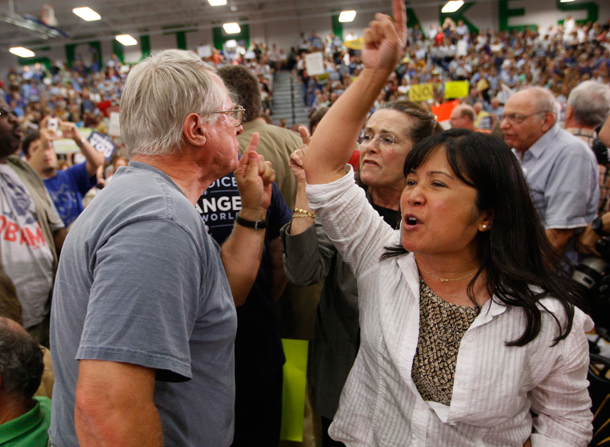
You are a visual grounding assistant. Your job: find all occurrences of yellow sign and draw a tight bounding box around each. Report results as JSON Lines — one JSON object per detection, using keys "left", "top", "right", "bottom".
{"left": 345, "top": 37, "right": 364, "bottom": 50}
{"left": 280, "top": 339, "right": 309, "bottom": 442}
{"left": 444, "top": 81, "right": 470, "bottom": 99}
{"left": 409, "top": 83, "right": 434, "bottom": 102}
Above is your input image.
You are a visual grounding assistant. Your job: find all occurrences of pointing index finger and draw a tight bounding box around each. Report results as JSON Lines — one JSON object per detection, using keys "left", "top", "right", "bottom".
{"left": 243, "top": 132, "right": 260, "bottom": 156}
{"left": 298, "top": 125, "right": 310, "bottom": 145}
{"left": 392, "top": 0, "right": 407, "bottom": 44}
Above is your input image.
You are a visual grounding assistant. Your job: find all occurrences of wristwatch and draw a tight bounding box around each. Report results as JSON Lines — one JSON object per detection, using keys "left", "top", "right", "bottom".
{"left": 592, "top": 216, "right": 609, "bottom": 237}
{"left": 236, "top": 215, "right": 267, "bottom": 230}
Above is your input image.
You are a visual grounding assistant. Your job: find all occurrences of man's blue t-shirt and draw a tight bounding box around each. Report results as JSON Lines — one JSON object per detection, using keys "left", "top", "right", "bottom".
{"left": 50, "top": 162, "right": 237, "bottom": 446}
{"left": 43, "top": 162, "right": 96, "bottom": 227}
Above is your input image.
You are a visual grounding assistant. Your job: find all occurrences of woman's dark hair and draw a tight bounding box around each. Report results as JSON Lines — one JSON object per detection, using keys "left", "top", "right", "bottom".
{"left": 378, "top": 100, "right": 444, "bottom": 145}
{"left": 382, "top": 128, "right": 580, "bottom": 347}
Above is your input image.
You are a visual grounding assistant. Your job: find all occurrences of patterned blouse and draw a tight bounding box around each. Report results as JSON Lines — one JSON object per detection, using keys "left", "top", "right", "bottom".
{"left": 412, "top": 277, "right": 480, "bottom": 406}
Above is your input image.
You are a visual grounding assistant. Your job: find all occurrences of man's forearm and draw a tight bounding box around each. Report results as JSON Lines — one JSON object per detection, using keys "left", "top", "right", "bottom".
{"left": 545, "top": 228, "right": 574, "bottom": 261}
{"left": 221, "top": 209, "right": 266, "bottom": 307}
{"left": 75, "top": 360, "right": 162, "bottom": 447}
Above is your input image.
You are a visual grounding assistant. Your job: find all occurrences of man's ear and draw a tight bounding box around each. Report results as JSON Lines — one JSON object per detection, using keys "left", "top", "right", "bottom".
{"left": 565, "top": 105, "right": 573, "bottom": 123}
{"left": 182, "top": 113, "right": 206, "bottom": 147}
{"left": 541, "top": 111, "right": 556, "bottom": 133}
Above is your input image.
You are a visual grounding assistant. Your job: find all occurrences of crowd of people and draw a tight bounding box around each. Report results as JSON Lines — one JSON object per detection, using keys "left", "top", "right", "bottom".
{"left": 1, "top": 1, "right": 610, "bottom": 446}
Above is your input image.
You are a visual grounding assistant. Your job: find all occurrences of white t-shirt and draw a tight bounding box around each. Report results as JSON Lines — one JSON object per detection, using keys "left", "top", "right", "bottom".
{"left": 0, "top": 163, "right": 63, "bottom": 328}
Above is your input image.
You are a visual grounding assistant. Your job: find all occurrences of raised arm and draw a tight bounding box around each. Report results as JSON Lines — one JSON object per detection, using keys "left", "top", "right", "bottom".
{"left": 221, "top": 133, "right": 274, "bottom": 306}
{"left": 59, "top": 120, "right": 105, "bottom": 176}
{"left": 303, "top": 0, "right": 406, "bottom": 185}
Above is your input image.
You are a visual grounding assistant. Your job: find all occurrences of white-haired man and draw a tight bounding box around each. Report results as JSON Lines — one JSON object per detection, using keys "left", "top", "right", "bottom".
{"left": 49, "top": 50, "right": 274, "bottom": 446}
{"left": 565, "top": 81, "right": 610, "bottom": 214}
{"left": 502, "top": 87, "right": 599, "bottom": 264}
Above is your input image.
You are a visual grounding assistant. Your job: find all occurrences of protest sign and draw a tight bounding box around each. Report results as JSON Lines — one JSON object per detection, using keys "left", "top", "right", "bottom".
{"left": 409, "top": 83, "right": 434, "bottom": 102}
{"left": 197, "top": 45, "right": 212, "bottom": 58}
{"left": 304, "top": 52, "right": 324, "bottom": 76}
{"left": 53, "top": 128, "right": 93, "bottom": 154}
{"left": 280, "top": 339, "right": 308, "bottom": 442}
{"left": 445, "top": 81, "right": 470, "bottom": 99}
{"left": 108, "top": 112, "right": 121, "bottom": 137}
{"left": 88, "top": 130, "right": 118, "bottom": 162}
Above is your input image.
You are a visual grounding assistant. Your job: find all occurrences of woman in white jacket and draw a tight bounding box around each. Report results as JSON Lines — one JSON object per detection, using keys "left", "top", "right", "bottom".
{"left": 294, "top": 0, "right": 594, "bottom": 445}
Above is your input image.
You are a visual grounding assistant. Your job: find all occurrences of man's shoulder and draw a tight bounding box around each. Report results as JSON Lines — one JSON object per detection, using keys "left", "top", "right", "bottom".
{"left": 4, "top": 156, "right": 48, "bottom": 199}
{"left": 243, "top": 120, "right": 300, "bottom": 139}
{"left": 239, "top": 120, "right": 301, "bottom": 154}
{"left": 6, "top": 155, "right": 39, "bottom": 180}
{"left": 553, "top": 127, "right": 595, "bottom": 158}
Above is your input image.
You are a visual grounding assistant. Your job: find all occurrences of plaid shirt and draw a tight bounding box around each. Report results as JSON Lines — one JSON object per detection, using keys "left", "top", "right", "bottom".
{"left": 567, "top": 127, "right": 610, "bottom": 214}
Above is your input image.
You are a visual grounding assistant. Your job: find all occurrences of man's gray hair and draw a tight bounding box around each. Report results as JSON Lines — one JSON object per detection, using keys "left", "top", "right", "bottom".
{"left": 567, "top": 81, "right": 610, "bottom": 128}
{"left": 527, "top": 87, "right": 558, "bottom": 123}
{"left": 120, "top": 49, "right": 226, "bottom": 157}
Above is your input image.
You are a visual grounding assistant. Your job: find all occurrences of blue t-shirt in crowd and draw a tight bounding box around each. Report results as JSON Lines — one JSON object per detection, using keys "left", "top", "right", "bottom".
{"left": 43, "top": 162, "right": 96, "bottom": 227}
{"left": 50, "top": 161, "right": 237, "bottom": 446}
{"left": 197, "top": 172, "right": 291, "bottom": 384}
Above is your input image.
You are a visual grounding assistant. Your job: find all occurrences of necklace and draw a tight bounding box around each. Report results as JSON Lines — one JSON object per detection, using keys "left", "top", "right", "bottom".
{"left": 421, "top": 267, "right": 478, "bottom": 282}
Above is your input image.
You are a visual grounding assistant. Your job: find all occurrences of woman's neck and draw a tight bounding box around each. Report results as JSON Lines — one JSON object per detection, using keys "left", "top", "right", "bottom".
{"left": 414, "top": 252, "right": 480, "bottom": 279}
{"left": 415, "top": 252, "right": 490, "bottom": 307}
{"left": 368, "top": 185, "right": 402, "bottom": 210}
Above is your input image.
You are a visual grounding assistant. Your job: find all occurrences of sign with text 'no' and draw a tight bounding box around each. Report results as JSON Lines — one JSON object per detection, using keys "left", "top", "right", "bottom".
{"left": 409, "top": 83, "right": 434, "bottom": 102}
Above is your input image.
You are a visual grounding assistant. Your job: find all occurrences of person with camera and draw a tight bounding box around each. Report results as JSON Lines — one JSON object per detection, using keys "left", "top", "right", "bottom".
{"left": 22, "top": 117, "right": 105, "bottom": 228}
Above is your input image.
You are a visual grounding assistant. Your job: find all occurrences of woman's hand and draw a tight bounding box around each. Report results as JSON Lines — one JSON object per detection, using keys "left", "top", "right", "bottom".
{"left": 289, "top": 126, "right": 311, "bottom": 184}
{"left": 361, "top": 0, "right": 407, "bottom": 74}
{"left": 290, "top": 147, "right": 307, "bottom": 184}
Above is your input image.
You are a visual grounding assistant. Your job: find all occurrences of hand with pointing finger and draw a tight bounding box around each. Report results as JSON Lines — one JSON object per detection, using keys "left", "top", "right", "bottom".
{"left": 234, "top": 132, "right": 274, "bottom": 220}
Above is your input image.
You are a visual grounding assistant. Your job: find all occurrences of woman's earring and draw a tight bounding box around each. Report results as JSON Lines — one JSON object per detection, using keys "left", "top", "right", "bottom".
{"left": 481, "top": 224, "right": 488, "bottom": 230}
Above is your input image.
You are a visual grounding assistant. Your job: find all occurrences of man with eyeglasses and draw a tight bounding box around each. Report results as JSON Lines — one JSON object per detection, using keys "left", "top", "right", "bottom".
{"left": 48, "top": 50, "right": 275, "bottom": 447}
{"left": 0, "top": 99, "right": 66, "bottom": 347}
{"left": 502, "top": 87, "right": 598, "bottom": 265}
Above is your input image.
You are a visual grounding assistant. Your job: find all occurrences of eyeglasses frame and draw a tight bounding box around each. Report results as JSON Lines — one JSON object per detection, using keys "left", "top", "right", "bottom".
{"left": 499, "top": 110, "right": 552, "bottom": 125}
{"left": 206, "top": 106, "right": 245, "bottom": 127}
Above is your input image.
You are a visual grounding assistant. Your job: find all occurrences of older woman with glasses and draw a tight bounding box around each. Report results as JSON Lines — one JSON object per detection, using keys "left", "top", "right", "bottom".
{"left": 292, "top": 1, "right": 594, "bottom": 445}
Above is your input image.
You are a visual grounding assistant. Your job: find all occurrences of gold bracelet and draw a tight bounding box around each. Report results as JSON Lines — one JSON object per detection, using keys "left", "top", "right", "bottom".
{"left": 293, "top": 208, "right": 315, "bottom": 218}
{"left": 292, "top": 213, "right": 314, "bottom": 219}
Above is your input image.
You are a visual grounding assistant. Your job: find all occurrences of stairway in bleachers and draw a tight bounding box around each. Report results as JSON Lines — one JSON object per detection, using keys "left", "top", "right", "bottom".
{"left": 270, "top": 71, "right": 309, "bottom": 128}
